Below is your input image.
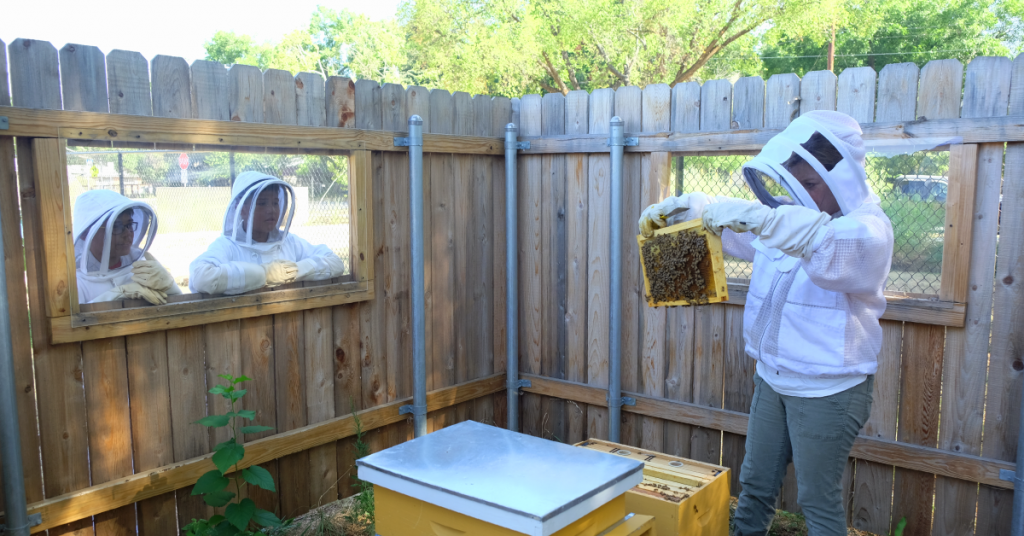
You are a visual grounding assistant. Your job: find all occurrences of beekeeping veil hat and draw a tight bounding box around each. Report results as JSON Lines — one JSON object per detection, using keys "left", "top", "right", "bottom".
{"left": 73, "top": 189, "right": 157, "bottom": 281}
{"left": 742, "top": 110, "right": 875, "bottom": 215}
{"left": 224, "top": 171, "right": 295, "bottom": 252}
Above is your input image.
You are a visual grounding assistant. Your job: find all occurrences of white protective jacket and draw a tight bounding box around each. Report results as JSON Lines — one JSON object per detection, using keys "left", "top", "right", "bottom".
{"left": 723, "top": 112, "right": 894, "bottom": 378}
{"left": 73, "top": 189, "right": 181, "bottom": 303}
{"left": 189, "top": 172, "right": 345, "bottom": 295}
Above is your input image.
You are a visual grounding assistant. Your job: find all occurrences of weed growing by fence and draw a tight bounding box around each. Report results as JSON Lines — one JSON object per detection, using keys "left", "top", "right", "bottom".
{"left": 345, "top": 409, "right": 375, "bottom": 534}
{"left": 183, "top": 374, "right": 288, "bottom": 536}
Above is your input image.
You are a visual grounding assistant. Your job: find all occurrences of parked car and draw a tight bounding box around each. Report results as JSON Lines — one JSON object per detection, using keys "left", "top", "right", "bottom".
{"left": 892, "top": 175, "right": 947, "bottom": 202}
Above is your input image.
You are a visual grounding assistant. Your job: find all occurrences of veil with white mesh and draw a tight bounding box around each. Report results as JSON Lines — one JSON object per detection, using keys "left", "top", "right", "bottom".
{"left": 73, "top": 193, "right": 157, "bottom": 281}
{"left": 223, "top": 177, "right": 296, "bottom": 252}
{"left": 742, "top": 111, "right": 876, "bottom": 216}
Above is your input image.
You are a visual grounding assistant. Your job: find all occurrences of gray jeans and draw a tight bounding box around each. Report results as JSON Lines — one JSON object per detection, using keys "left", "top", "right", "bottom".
{"left": 733, "top": 373, "right": 874, "bottom": 536}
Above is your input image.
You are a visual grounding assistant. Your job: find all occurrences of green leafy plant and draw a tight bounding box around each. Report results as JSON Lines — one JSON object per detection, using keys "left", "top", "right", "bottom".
{"left": 182, "top": 374, "right": 286, "bottom": 536}
{"left": 343, "top": 408, "right": 375, "bottom": 535}
{"left": 893, "top": 517, "right": 907, "bottom": 536}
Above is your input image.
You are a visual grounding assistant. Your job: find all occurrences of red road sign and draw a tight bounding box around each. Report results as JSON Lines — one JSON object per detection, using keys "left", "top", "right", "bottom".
{"left": 178, "top": 153, "right": 189, "bottom": 170}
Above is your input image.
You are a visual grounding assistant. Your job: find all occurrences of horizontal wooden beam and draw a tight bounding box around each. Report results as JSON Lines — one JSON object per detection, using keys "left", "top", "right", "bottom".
{"left": 726, "top": 283, "right": 966, "bottom": 327}
{"left": 51, "top": 282, "right": 374, "bottom": 343}
{"left": 0, "top": 106, "right": 504, "bottom": 155}
{"left": 4, "top": 373, "right": 506, "bottom": 533}
{"left": 518, "top": 115, "right": 1024, "bottom": 154}
{"left": 520, "top": 374, "right": 1015, "bottom": 490}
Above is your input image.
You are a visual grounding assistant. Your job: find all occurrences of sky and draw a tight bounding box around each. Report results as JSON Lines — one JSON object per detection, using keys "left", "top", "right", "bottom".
{"left": 1, "top": 0, "right": 402, "bottom": 64}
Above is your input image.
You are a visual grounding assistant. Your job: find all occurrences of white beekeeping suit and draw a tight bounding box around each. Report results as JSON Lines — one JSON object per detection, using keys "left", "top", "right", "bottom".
{"left": 189, "top": 171, "right": 345, "bottom": 296}
{"left": 74, "top": 189, "right": 182, "bottom": 305}
{"left": 641, "top": 110, "right": 894, "bottom": 396}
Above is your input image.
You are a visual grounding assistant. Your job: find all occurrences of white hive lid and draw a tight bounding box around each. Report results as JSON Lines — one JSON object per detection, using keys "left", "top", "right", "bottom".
{"left": 357, "top": 420, "right": 643, "bottom": 536}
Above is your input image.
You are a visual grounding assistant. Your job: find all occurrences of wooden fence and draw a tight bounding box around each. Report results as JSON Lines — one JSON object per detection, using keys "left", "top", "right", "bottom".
{"left": 0, "top": 36, "right": 1021, "bottom": 536}
{"left": 512, "top": 59, "right": 1024, "bottom": 536}
{"left": 0, "top": 38, "right": 509, "bottom": 534}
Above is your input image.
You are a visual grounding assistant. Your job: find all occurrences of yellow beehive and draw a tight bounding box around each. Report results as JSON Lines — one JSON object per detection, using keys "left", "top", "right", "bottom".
{"left": 637, "top": 218, "right": 728, "bottom": 307}
{"left": 576, "top": 439, "right": 731, "bottom": 536}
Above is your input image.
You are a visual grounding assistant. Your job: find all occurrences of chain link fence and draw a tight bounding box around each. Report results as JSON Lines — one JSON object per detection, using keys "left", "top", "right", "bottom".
{"left": 66, "top": 147, "right": 351, "bottom": 291}
{"left": 674, "top": 151, "right": 949, "bottom": 295}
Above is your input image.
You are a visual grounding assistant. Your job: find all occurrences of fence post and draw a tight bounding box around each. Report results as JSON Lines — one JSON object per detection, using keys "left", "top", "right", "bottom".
{"left": 505, "top": 123, "right": 521, "bottom": 432}
{"left": 408, "top": 115, "right": 428, "bottom": 438}
{"left": 608, "top": 116, "right": 624, "bottom": 443}
{"left": 0, "top": 188, "right": 30, "bottom": 535}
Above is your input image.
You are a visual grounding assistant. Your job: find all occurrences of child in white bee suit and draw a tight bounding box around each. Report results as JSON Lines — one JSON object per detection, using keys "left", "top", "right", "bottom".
{"left": 74, "top": 189, "right": 182, "bottom": 305}
{"left": 189, "top": 171, "right": 345, "bottom": 295}
{"left": 638, "top": 111, "right": 893, "bottom": 536}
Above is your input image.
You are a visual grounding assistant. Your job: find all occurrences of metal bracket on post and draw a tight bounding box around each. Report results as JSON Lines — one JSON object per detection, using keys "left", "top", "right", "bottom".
{"left": 399, "top": 404, "right": 428, "bottom": 417}
{"left": 607, "top": 394, "right": 636, "bottom": 407}
{"left": 515, "top": 141, "right": 531, "bottom": 150}
{"left": 1001, "top": 469, "right": 1021, "bottom": 486}
{"left": 394, "top": 137, "right": 411, "bottom": 147}
{"left": 607, "top": 136, "right": 638, "bottom": 147}
{"left": 508, "top": 379, "right": 532, "bottom": 391}
{"left": 0, "top": 512, "right": 42, "bottom": 531}
{"left": 0, "top": 116, "right": 8, "bottom": 130}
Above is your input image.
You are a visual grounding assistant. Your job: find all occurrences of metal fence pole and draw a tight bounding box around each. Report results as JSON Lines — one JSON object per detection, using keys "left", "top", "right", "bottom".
{"left": 409, "top": 115, "right": 428, "bottom": 438}
{"left": 0, "top": 190, "right": 30, "bottom": 535}
{"left": 505, "top": 123, "right": 520, "bottom": 432}
{"left": 608, "top": 117, "right": 624, "bottom": 443}
{"left": 117, "top": 152, "right": 125, "bottom": 196}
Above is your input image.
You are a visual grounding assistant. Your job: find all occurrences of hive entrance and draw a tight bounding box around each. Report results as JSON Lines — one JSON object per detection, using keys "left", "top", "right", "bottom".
{"left": 641, "top": 229, "right": 713, "bottom": 305}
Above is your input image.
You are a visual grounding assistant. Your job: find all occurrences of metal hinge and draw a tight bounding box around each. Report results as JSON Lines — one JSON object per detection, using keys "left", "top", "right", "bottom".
{"left": 0, "top": 116, "right": 8, "bottom": 130}
{"left": 393, "top": 137, "right": 410, "bottom": 147}
{"left": 0, "top": 512, "right": 43, "bottom": 531}
{"left": 515, "top": 141, "right": 531, "bottom": 150}
{"left": 1000, "top": 468, "right": 1019, "bottom": 484}
{"left": 606, "top": 137, "right": 639, "bottom": 147}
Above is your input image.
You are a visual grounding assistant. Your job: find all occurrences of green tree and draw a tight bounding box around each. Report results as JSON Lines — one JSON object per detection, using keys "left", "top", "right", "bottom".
{"left": 399, "top": 0, "right": 853, "bottom": 96}
{"left": 758, "top": 0, "right": 1021, "bottom": 76}
{"left": 203, "top": 8, "right": 409, "bottom": 83}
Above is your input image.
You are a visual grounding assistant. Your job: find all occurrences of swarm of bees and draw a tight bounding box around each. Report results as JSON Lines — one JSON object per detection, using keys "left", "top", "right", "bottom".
{"left": 641, "top": 229, "right": 710, "bottom": 306}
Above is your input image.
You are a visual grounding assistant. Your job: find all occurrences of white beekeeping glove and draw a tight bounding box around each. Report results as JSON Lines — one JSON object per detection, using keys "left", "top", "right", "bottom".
{"left": 92, "top": 282, "right": 168, "bottom": 305}
{"left": 262, "top": 260, "right": 299, "bottom": 287}
{"left": 703, "top": 202, "right": 831, "bottom": 259}
{"left": 702, "top": 201, "right": 774, "bottom": 236}
{"left": 131, "top": 260, "right": 176, "bottom": 292}
{"left": 638, "top": 192, "right": 715, "bottom": 237}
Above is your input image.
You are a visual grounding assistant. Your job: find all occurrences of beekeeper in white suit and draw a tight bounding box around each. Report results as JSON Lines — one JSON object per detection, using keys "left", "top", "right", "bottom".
{"left": 74, "top": 190, "right": 182, "bottom": 305}
{"left": 639, "top": 111, "right": 893, "bottom": 536}
{"left": 189, "top": 171, "right": 345, "bottom": 295}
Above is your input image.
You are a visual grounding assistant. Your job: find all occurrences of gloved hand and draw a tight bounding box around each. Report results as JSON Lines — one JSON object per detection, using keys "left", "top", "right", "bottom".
{"left": 702, "top": 201, "right": 773, "bottom": 236}
{"left": 704, "top": 202, "right": 832, "bottom": 259}
{"left": 638, "top": 192, "right": 714, "bottom": 238}
{"left": 131, "top": 260, "right": 175, "bottom": 292}
{"left": 118, "top": 282, "right": 168, "bottom": 305}
{"left": 262, "top": 260, "right": 298, "bottom": 287}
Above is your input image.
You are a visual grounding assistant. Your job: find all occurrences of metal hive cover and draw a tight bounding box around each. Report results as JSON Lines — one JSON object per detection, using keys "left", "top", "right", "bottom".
{"left": 357, "top": 421, "right": 644, "bottom": 535}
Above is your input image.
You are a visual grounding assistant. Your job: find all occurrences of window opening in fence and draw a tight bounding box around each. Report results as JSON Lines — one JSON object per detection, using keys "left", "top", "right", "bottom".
{"left": 674, "top": 151, "right": 949, "bottom": 295}
{"left": 66, "top": 147, "right": 352, "bottom": 299}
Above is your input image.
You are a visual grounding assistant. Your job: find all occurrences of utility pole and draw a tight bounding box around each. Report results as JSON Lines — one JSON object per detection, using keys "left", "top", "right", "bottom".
{"left": 827, "top": 21, "right": 837, "bottom": 72}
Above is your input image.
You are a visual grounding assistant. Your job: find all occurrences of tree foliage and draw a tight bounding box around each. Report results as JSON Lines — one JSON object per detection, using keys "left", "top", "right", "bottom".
{"left": 758, "top": 0, "right": 1021, "bottom": 76}
{"left": 204, "top": 0, "right": 1023, "bottom": 96}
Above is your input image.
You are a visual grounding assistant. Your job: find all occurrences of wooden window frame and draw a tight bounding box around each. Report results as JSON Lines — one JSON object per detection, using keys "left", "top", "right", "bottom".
{"left": 667, "top": 144, "right": 979, "bottom": 327}
{"left": 30, "top": 137, "right": 375, "bottom": 344}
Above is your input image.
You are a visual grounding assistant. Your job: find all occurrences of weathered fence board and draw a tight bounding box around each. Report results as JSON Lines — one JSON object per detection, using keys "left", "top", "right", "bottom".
{"left": 541, "top": 91, "right": 566, "bottom": 441}
{"left": 519, "top": 93, "right": 544, "bottom": 436}
{"left": 565, "top": 89, "right": 590, "bottom": 444}
{"left": 616, "top": 84, "right": 642, "bottom": 447}
{"left": 59, "top": 44, "right": 107, "bottom": 113}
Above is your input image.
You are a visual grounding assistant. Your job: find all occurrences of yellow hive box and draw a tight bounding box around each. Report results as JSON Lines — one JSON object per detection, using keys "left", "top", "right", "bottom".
{"left": 376, "top": 489, "right": 657, "bottom": 536}
{"left": 637, "top": 219, "right": 728, "bottom": 307}
{"left": 576, "top": 439, "right": 731, "bottom": 536}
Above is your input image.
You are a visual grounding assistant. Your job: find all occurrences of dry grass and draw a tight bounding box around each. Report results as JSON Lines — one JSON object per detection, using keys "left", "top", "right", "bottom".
{"left": 274, "top": 495, "right": 374, "bottom": 536}
{"left": 728, "top": 497, "right": 882, "bottom": 536}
